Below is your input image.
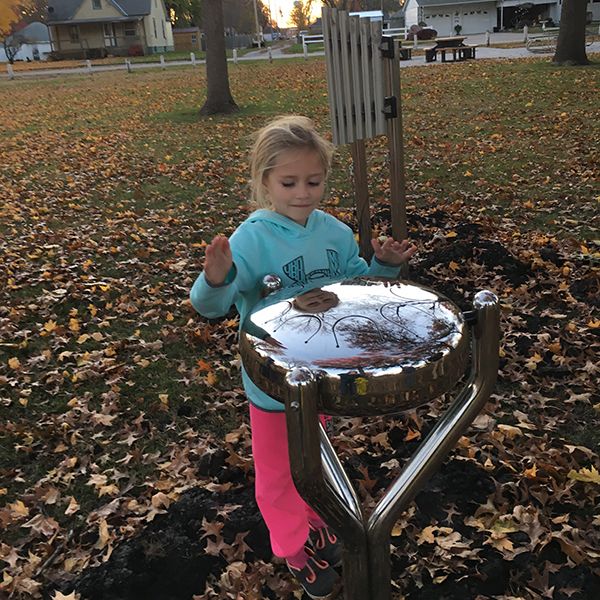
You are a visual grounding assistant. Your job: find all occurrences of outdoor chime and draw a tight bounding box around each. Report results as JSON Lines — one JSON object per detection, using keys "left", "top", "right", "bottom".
{"left": 322, "top": 7, "right": 408, "bottom": 261}
{"left": 239, "top": 9, "right": 501, "bottom": 600}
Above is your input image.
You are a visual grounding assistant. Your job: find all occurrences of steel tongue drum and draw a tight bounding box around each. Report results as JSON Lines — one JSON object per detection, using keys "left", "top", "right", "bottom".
{"left": 240, "top": 277, "right": 471, "bottom": 416}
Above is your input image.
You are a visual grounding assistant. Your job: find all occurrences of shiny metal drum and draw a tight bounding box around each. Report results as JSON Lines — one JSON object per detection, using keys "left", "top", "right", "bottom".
{"left": 240, "top": 277, "right": 470, "bottom": 416}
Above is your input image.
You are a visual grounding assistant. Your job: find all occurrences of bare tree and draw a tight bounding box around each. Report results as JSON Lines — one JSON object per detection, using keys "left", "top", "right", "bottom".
{"left": 199, "top": 0, "right": 239, "bottom": 115}
{"left": 3, "top": 33, "right": 24, "bottom": 64}
{"left": 553, "top": 0, "right": 589, "bottom": 66}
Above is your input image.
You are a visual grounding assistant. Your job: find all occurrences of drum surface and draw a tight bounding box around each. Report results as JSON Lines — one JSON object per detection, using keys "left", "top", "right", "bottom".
{"left": 240, "top": 278, "right": 470, "bottom": 416}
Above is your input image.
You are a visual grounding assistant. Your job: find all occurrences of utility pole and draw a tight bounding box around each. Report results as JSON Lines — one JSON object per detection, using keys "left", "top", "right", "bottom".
{"left": 253, "top": 0, "right": 262, "bottom": 47}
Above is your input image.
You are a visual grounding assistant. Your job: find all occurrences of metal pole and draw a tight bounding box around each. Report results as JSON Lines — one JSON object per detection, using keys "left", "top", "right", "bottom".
{"left": 383, "top": 39, "right": 408, "bottom": 277}
{"left": 350, "top": 140, "right": 373, "bottom": 261}
{"left": 367, "top": 291, "right": 500, "bottom": 600}
{"left": 284, "top": 368, "right": 370, "bottom": 600}
{"left": 253, "top": 0, "right": 262, "bottom": 48}
{"left": 319, "top": 427, "right": 364, "bottom": 524}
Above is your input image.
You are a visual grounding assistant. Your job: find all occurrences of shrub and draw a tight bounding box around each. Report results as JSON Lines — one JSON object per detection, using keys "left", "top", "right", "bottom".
{"left": 128, "top": 44, "right": 144, "bottom": 57}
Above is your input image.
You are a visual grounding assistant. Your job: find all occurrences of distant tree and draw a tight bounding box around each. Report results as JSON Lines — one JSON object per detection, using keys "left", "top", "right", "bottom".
{"left": 553, "top": 0, "right": 589, "bottom": 65}
{"left": 3, "top": 33, "right": 24, "bottom": 63}
{"left": 187, "top": 0, "right": 203, "bottom": 26}
{"left": 199, "top": 0, "right": 239, "bottom": 115}
{"left": 290, "top": 0, "right": 313, "bottom": 30}
{"left": 223, "top": 0, "right": 270, "bottom": 33}
{"left": 0, "top": 0, "right": 32, "bottom": 64}
{"left": 168, "top": 0, "right": 267, "bottom": 33}
{"left": 166, "top": 0, "right": 202, "bottom": 27}
{"left": 20, "top": 0, "right": 47, "bottom": 23}
{"left": 0, "top": 1, "right": 22, "bottom": 34}
{"left": 363, "top": 0, "right": 399, "bottom": 13}
{"left": 321, "top": 0, "right": 362, "bottom": 10}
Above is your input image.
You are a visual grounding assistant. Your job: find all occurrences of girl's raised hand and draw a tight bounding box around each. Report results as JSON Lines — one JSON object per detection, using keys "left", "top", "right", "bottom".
{"left": 371, "top": 237, "right": 417, "bottom": 266}
{"left": 204, "top": 235, "right": 233, "bottom": 286}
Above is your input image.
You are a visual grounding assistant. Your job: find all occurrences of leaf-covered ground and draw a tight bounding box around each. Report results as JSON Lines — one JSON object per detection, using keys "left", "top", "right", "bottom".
{"left": 0, "top": 57, "right": 599, "bottom": 600}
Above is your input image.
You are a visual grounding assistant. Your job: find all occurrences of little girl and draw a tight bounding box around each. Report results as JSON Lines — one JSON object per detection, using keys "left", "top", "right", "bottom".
{"left": 190, "top": 116, "right": 415, "bottom": 599}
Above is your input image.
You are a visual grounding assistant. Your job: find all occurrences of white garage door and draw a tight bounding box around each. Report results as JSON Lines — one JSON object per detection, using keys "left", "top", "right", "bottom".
{"left": 424, "top": 15, "right": 455, "bottom": 37}
{"left": 459, "top": 10, "right": 494, "bottom": 34}
{"left": 424, "top": 4, "right": 495, "bottom": 36}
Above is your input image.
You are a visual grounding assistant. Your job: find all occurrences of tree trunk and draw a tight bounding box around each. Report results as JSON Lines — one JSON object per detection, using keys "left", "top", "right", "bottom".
{"left": 552, "top": 0, "right": 589, "bottom": 65}
{"left": 199, "top": 0, "right": 239, "bottom": 115}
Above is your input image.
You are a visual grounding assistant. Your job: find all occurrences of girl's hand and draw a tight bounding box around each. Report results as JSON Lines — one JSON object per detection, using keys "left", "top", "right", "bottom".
{"left": 371, "top": 237, "right": 417, "bottom": 266}
{"left": 204, "top": 235, "right": 233, "bottom": 286}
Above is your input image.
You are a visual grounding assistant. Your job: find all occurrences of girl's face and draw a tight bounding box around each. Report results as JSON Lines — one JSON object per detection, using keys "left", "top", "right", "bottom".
{"left": 263, "top": 148, "right": 326, "bottom": 226}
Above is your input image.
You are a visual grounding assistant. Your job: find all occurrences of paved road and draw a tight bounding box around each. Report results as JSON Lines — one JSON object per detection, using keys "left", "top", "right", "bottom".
{"left": 242, "top": 31, "right": 599, "bottom": 64}
{"left": 3, "top": 32, "right": 598, "bottom": 79}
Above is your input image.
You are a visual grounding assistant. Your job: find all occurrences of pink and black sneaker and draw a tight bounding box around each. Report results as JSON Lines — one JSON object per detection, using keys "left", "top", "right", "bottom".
{"left": 309, "top": 523, "right": 342, "bottom": 568}
{"left": 287, "top": 546, "right": 340, "bottom": 599}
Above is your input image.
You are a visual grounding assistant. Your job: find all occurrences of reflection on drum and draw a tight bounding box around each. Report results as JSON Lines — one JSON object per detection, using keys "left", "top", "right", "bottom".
{"left": 240, "top": 277, "right": 471, "bottom": 416}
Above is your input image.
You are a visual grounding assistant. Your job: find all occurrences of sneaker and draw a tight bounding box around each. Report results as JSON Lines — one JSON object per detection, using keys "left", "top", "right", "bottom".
{"left": 287, "top": 546, "right": 341, "bottom": 599}
{"left": 309, "top": 523, "right": 342, "bottom": 568}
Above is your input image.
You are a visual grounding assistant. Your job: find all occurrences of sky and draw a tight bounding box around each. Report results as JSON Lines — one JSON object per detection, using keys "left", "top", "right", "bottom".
{"left": 268, "top": 0, "right": 323, "bottom": 28}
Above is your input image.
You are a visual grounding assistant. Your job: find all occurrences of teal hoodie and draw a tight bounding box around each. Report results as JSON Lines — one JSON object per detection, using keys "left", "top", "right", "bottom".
{"left": 190, "top": 208, "right": 401, "bottom": 411}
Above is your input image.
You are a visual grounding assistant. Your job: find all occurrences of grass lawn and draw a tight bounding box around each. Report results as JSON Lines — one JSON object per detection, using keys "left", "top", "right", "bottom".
{"left": 0, "top": 55, "right": 599, "bottom": 599}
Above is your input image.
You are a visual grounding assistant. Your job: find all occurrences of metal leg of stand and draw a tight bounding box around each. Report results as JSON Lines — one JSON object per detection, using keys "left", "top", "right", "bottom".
{"left": 284, "top": 291, "right": 499, "bottom": 600}
{"left": 285, "top": 369, "right": 370, "bottom": 600}
{"left": 320, "top": 427, "right": 371, "bottom": 599}
{"left": 367, "top": 291, "right": 500, "bottom": 600}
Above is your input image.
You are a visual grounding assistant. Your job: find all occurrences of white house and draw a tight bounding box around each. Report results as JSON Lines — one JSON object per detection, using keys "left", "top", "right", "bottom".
{"left": 0, "top": 22, "right": 52, "bottom": 62}
{"left": 403, "top": 0, "right": 600, "bottom": 36}
{"left": 46, "top": 0, "right": 174, "bottom": 59}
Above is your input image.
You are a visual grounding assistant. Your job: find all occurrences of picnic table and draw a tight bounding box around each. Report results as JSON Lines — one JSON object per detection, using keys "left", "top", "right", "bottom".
{"left": 425, "top": 36, "right": 478, "bottom": 63}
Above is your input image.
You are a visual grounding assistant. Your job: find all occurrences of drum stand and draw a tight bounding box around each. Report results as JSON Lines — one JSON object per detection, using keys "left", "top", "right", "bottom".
{"left": 283, "top": 291, "right": 500, "bottom": 600}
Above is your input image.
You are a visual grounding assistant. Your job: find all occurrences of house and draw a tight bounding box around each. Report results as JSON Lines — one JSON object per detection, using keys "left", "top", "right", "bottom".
{"left": 173, "top": 27, "right": 201, "bottom": 52}
{"left": 0, "top": 21, "right": 52, "bottom": 62}
{"left": 403, "top": 1, "right": 600, "bottom": 36}
{"left": 46, "top": 0, "right": 174, "bottom": 59}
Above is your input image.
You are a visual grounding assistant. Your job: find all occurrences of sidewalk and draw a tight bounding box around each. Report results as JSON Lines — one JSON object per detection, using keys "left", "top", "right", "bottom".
{"left": 2, "top": 33, "right": 598, "bottom": 79}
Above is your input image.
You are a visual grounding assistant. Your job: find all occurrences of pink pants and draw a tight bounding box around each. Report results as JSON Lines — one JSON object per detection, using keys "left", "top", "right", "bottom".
{"left": 249, "top": 404, "right": 328, "bottom": 559}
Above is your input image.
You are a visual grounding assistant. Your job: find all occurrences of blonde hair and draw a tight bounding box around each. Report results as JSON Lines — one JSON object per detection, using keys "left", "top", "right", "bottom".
{"left": 249, "top": 115, "right": 334, "bottom": 208}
